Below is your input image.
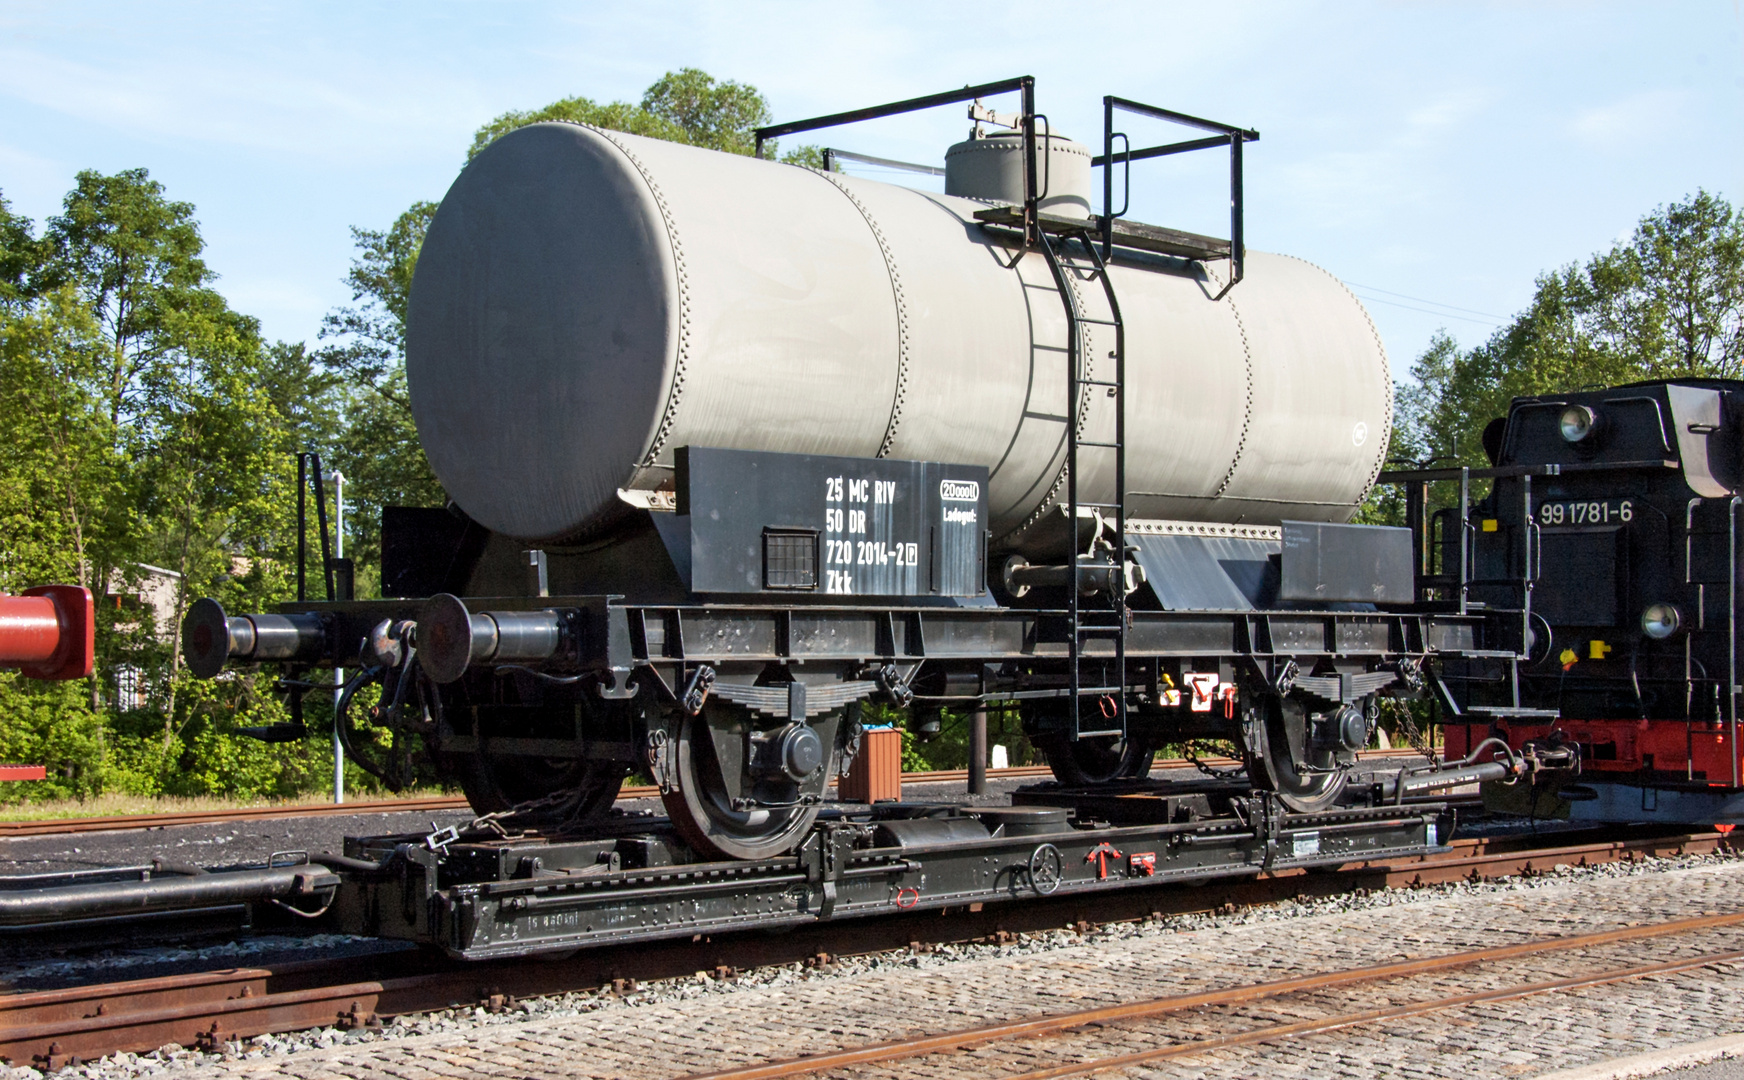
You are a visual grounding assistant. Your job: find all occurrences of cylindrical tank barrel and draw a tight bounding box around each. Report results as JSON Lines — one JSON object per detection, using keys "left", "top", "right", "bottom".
{"left": 182, "top": 598, "right": 327, "bottom": 678}
{"left": 0, "top": 586, "right": 94, "bottom": 681}
{"left": 408, "top": 123, "right": 1390, "bottom": 545}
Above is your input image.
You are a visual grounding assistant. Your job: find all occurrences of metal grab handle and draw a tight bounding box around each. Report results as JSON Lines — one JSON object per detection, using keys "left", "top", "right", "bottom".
{"left": 1033, "top": 113, "right": 1053, "bottom": 204}
{"left": 1110, "top": 132, "right": 1130, "bottom": 219}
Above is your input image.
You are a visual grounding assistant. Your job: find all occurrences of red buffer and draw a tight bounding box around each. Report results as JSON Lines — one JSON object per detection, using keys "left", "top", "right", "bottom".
{"left": 0, "top": 585, "right": 94, "bottom": 681}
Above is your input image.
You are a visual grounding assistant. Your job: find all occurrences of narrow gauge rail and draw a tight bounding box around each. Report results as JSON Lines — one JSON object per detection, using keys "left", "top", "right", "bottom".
{"left": 2, "top": 827, "right": 1727, "bottom": 1071}
{"left": 0, "top": 754, "right": 1412, "bottom": 838}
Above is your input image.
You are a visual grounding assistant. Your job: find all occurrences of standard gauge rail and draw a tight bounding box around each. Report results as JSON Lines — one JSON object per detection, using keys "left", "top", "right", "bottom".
{"left": 2, "top": 826, "right": 1728, "bottom": 1071}
{"left": 678, "top": 906, "right": 1744, "bottom": 1080}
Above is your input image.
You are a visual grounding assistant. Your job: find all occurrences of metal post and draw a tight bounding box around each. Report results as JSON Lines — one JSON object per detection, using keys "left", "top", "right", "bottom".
{"left": 1102, "top": 96, "right": 1114, "bottom": 259}
{"left": 328, "top": 470, "right": 345, "bottom": 805}
{"left": 1722, "top": 497, "right": 1739, "bottom": 782}
{"left": 295, "top": 453, "right": 307, "bottom": 603}
{"left": 968, "top": 707, "right": 988, "bottom": 796}
{"left": 1521, "top": 473, "right": 1535, "bottom": 640}
{"left": 1229, "top": 133, "right": 1244, "bottom": 284}
{"left": 310, "top": 458, "right": 335, "bottom": 603}
{"left": 1458, "top": 467, "right": 1470, "bottom": 615}
{"left": 1518, "top": 475, "right": 1535, "bottom": 707}
{"left": 1021, "top": 78, "right": 1037, "bottom": 246}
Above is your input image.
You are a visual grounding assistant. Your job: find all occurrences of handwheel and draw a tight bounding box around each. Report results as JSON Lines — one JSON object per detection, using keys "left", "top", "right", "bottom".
{"left": 660, "top": 704, "right": 840, "bottom": 861}
{"left": 1245, "top": 695, "right": 1348, "bottom": 813}
{"left": 1036, "top": 731, "right": 1158, "bottom": 786}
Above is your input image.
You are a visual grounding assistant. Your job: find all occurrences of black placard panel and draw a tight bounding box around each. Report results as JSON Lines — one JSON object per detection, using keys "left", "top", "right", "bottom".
{"left": 676, "top": 447, "right": 987, "bottom": 597}
{"left": 1279, "top": 521, "right": 1413, "bottom": 604}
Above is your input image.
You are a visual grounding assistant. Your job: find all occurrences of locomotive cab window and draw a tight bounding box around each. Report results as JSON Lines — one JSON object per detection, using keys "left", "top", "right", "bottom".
{"left": 763, "top": 528, "right": 819, "bottom": 590}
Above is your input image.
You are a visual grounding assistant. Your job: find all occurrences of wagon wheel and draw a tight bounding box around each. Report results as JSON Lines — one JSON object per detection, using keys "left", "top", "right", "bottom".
{"left": 661, "top": 704, "right": 840, "bottom": 861}
{"left": 1244, "top": 694, "right": 1348, "bottom": 813}
{"left": 444, "top": 749, "right": 628, "bottom": 830}
{"left": 1035, "top": 731, "right": 1158, "bottom": 786}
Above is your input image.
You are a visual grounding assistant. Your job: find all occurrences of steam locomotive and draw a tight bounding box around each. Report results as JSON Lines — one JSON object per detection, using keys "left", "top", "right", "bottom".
{"left": 1411, "top": 379, "right": 1744, "bottom": 824}
{"left": 179, "top": 79, "right": 1607, "bottom": 865}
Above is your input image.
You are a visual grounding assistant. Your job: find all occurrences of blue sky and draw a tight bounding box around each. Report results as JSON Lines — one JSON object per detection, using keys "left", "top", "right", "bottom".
{"left": 1, "top": 1, "right": 1740, "bottom": 373}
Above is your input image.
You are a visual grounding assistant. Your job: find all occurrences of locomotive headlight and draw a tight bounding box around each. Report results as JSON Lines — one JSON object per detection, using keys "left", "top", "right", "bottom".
{"left": 1560, "top": 405, "right": 1598, "bottom": 444}
{"left": 1641, "top": 603, "right": 1682, "bottom": 640}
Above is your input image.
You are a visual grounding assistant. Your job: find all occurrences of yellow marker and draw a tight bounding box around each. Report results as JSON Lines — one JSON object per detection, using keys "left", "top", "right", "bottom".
{"left": 1559, "top": 648, "right": 1579, "bottom": 670}
{"left": 1589, "top": 640, "right": 1611, "bottom": 659}
{"left": 1482, "top": 519, "right": 1499, "bottom": 532}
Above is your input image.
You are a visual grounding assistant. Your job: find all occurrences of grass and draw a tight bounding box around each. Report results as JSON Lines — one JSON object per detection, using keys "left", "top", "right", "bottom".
{"left": 0, "top": 785, "right": 459, "bottom": 822}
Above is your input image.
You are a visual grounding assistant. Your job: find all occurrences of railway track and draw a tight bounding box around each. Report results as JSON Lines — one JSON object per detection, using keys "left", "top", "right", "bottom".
{"left": 681, "top": 909, "right": 1744, "bottom": 1080}
{"left": 0, "top": 751, "right": 1412, "bottom": 838}
{"left": 1, "top": 824, "right": 1724, "bottom": 1071}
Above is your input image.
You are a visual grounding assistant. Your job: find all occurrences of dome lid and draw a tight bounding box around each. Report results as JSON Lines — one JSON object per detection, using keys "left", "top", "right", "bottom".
{"left": 944, "top": 132, "right": 1093, "bottom": 218}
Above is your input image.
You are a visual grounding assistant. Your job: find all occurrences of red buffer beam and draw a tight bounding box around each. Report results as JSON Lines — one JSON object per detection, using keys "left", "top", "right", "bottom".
{"left": 0, "top": 585, "right": 94, "bottom": 681}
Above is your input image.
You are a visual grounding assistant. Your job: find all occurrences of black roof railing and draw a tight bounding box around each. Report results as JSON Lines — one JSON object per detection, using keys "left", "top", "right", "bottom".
{"left": 1099, "top": 97, "right": 1259, "bottom": 299}
{"left": 755, "top": 76, "right": 1040, "bottom": 244}
{"left": 755, "top": 78, "right": 1257, "bottom": 296}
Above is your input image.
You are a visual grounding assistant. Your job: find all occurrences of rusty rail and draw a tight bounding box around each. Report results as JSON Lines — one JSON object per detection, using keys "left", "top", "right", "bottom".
{"left": 680, "top": 910, "right": 1744, "bottom": 1080}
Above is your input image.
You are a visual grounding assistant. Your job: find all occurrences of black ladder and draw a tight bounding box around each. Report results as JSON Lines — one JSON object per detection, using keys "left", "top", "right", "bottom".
{"left": 1037, "top": 223, "right": 1128, "bottom": 741}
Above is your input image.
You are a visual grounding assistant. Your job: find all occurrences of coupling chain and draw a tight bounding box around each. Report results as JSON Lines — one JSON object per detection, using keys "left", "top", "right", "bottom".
{"left": 1384, "top": 696, "right": 1437, "bottom": 763}
{"left": 1182, "top": 741, "right": 1246, "bottom": 780}
{"left": 423, "top": 789, "right": 575, "bottom": 853}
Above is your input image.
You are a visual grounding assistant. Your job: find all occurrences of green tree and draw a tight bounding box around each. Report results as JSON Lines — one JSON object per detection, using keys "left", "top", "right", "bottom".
{"left": 465, "top": 68, "right": 813, "bottom": 163}
{"left": 0, "top": 275, "right": 118, "bottom": 797}
{"left": 0, "top": 192, "right": 43, "bottom": 309}
{"left": 41, "top": 170, "right": 218, "bottom": 430}
{"left": 467, "top": 96, "right": 688, "bottom": 161}
{"left": 319, "top": 202, "right": 437, "bottom": 405}
{"left": 315, "top": 201, "right": 446, "bottom": 585}
{"left": 640, "top": 68, "right": 772, "bottom": 155}
{"left": 1585, "top": 190, "right": 1744, "bottom": 379}
{"left": 0, "top": 172, "right": 322, "bottom": 803}
{"left": 1388, "top": 191, "right": 1744, "bottom": 486}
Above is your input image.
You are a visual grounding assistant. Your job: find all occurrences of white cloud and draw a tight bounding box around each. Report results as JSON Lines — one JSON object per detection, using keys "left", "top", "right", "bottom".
{"left": 1570, "top": 88, "right": 1691, "bottom": 146}
{"left": 0, "top": 32, "right": 480, "bottom": 166}
{"left": 1403, "top": 87, "right": 1497, "bottom": 135}
{"left": 0, "top": 140, "right": 69, "bottom": 216}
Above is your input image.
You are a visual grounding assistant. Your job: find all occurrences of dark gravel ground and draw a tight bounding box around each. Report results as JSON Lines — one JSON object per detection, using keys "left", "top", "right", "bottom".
{"left": 0, "top": 776, "right": 1054, "bottom": 877}
{"left": 0, "top": 805, "right": 485, "bottom": 876}
{"left": 0, "top": 754, "right": 1459, "bottom": 876}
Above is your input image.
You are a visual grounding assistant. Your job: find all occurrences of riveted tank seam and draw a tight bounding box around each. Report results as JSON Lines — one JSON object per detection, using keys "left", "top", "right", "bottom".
{"left": 582, "top": 124, "right": 693, "bottom": 471}
{"left": 1206, "top": 260, "right": 1256, "bottom": 501}
{"left": 805, "top": 167, "right": 911, "bottom": 459}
